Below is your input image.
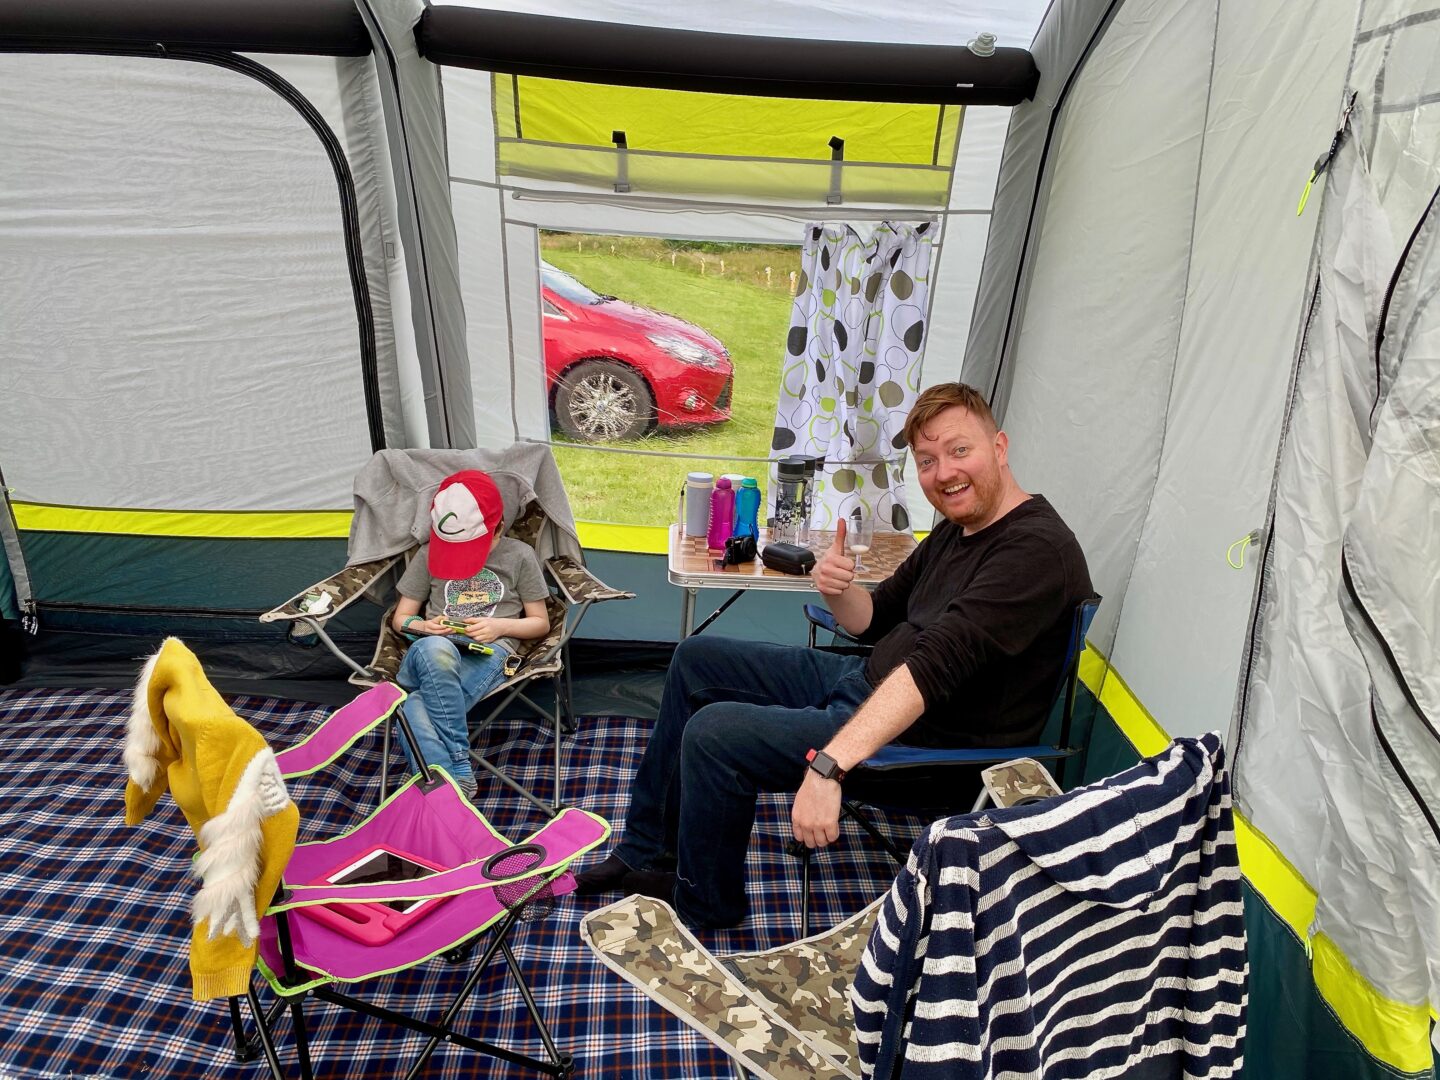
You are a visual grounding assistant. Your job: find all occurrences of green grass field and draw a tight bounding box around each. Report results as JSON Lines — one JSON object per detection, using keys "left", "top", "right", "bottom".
{"left": 542, "top": 234, "right": 800, "bottom": 526}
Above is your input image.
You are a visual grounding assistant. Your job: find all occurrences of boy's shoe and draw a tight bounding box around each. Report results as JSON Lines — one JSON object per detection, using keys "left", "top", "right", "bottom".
{"left": 574, "top": 853, "right": 632, "bottom": 896}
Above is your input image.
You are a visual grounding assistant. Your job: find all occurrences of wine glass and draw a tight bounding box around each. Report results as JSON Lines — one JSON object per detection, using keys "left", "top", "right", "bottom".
{"left": 847, "top": 503, "right": 875, "bottom": 573}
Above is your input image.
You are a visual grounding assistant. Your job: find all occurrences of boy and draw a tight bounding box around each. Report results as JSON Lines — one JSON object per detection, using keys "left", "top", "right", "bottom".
{"left": 390, "top": 469, "right": 549, "bottom": 798}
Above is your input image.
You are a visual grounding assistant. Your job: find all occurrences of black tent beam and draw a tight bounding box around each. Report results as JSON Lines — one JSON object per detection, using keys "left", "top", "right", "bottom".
{"left": 0, "top": 0, "right": 371, "bottom": 57}
{"left": 417, "top": 8, "right": 1038, "bottom": 106}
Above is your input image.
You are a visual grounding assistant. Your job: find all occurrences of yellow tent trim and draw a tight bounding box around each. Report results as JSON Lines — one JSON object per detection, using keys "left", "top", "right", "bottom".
{"left": 1311, "top": 933, "right": 1433, "bottom": 1072}
{"left": 13, "top": 507, "right": 920, "bottom": 556}
{"left": 1085, "top": 643, "right": 1432, "bottom": 1073}
{"left": 575, "top": 521, "right": 668, "bottom": 555}
{"left": 502, "top": 76, "right": 962, "bottom": 165}
{"left": 12, "top": 502, "right": 351, "bottom": 540}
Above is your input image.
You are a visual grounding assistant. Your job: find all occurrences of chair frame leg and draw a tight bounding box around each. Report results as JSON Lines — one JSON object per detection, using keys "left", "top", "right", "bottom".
{"left": 242, "top": 989, "right": 287, "bottom": 1080}
{"left": 380, "top": 712, "right": 393, "bottom": 798}
{"left": 800, "top": 846, "right": 812, "bottom": 940}
{"left": 843, "top": 801, "right": 911, "bottom": 865}
{"left": 791, "top": 800, "right": 915, "bottom": 940}
{"left": 469, "top": 680, "right": 566, "bottom": 817}
{"left": 249, "top": 907, "right": 574, "bottom": 1077}
{"left": 294, "top": 908, "right": 574, "bottom": 1079}
{"left": 227, "top": 996, "right": 258, "bottom": 1063}
{"left": 288, "top": 993, "right": 316, "bottom": 1080}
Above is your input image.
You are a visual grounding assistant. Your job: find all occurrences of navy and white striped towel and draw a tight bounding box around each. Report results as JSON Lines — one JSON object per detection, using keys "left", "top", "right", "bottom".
{"left": 852, "top": 732, "right": 1246, "bottom": 1079}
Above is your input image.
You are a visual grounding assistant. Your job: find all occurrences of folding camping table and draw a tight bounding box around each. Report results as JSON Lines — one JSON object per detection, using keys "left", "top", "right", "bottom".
{"left": 665, "top": 524, "right": 915, "bottom": 637}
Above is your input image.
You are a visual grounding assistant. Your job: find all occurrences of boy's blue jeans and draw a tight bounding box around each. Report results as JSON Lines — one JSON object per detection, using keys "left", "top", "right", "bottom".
{"left": 394, "top": 634, "right": 512, "bottom": 788}
{"left": 611, "top": 634, "right": 871, "bottom": 928}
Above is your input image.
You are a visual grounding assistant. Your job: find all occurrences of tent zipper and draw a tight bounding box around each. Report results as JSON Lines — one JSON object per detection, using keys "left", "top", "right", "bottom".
{"left": 1341, "top": 555, "right": 1440, "bottom": 846}
{"left": 1231, "top": 274, "right": 1322, "bottom": 759}
{"left": 1296, "top": 92, "right": 1356, "bottom": 216}
{"left": 1371, "top": 176, "right": 1440, "bottom": 430}
{"left": 1238, "top": 99, "right": 1358, "bottom": 750}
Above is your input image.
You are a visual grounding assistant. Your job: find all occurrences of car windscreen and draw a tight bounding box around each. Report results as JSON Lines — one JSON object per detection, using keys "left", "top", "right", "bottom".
{"left": 541, "top": 263, "right": 605, "bottom": 306}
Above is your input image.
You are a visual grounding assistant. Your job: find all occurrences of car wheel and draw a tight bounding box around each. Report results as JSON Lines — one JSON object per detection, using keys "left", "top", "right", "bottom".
{"left": 553, "top": 359, "right": 656, "bottom": 441}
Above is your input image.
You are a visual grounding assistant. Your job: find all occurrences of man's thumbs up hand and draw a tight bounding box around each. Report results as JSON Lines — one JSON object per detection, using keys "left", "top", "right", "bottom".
{"left": 815, "top": 518, "right": 855, "bottom": 597}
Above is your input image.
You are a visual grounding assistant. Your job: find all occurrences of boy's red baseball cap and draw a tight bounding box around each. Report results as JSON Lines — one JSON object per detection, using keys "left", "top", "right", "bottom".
{"left": 427, "top": 470, "right": 503, "bottom": 579}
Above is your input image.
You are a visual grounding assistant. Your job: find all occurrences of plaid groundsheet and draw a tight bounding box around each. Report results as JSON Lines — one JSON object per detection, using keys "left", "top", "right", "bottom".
{"left": 0, "top": 685, "right": 920, "bottom": 1080}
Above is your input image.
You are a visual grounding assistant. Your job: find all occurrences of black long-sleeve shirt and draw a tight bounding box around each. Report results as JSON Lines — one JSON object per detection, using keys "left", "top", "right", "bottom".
{"left": 859, "top": 495, "right": 1092, "bottom": 748}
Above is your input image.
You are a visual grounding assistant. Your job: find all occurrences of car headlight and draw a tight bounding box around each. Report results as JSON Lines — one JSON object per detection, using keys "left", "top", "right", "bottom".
{"left": 648, "top": 333, "right": 723, "bottom": 369}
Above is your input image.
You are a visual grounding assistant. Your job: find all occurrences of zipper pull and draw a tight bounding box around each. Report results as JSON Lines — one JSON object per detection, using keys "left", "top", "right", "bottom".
{"left": 1298, "top": 92, "right": 1358, "bottom": 216}
{"left": 1226, "top": 528, "right": 1262, "bottom": 570}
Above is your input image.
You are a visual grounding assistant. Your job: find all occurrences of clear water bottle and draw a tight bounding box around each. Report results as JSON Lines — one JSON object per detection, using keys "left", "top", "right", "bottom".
{"left": 684, "top": 472, "right": 713, "bottom": 537}
{"left": 772, "top": 458, "right": 808, "bottom": 544}
{"left": 732, "top": 477, "right": 761, "bottom": 539}
{"left": 707, "top": 477, "right": 735, "bottom": 550}
{"left": 799, "top": 456, "right": 822, "bottom": 545}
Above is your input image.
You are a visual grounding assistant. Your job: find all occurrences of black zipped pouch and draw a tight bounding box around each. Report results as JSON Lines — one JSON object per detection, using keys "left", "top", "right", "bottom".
{"left": 760, "top": 542, "right": 815, "bottom": 576}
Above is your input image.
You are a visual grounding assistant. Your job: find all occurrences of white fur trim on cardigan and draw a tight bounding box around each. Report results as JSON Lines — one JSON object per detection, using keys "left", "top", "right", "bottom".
{"left": 193, "top": 748, "right": 291, "bottom": 946}
{"left": 124, "top": 645, "right": 166, "bottom": 791}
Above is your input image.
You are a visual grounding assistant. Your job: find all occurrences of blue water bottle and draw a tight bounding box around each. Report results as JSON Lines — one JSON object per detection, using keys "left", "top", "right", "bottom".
{"left": 732, "top": 477, "right": 761, "bottom": 539}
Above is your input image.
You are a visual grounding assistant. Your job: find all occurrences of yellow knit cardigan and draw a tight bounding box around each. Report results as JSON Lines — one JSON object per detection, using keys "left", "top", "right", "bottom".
{"left": 124, "top": 638, "right": 299, "bottom": 1001}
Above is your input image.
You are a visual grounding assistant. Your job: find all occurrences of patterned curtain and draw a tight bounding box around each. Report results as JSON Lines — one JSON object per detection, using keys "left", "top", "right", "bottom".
{"left": 769, "top": 221, "right": 933, "bottom": 533}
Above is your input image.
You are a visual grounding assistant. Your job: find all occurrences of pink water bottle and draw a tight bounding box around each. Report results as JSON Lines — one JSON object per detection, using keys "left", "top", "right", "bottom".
{"left": 707, "top": 477, "right": 735, "bottom": 550}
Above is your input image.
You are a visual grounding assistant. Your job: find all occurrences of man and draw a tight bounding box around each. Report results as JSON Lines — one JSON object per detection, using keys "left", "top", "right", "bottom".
{"left": 577, "top": 383, "right": 1092, "bottom": 928}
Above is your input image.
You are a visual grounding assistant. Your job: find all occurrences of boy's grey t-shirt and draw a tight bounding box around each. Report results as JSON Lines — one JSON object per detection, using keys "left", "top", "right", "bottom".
{"left": 397, "top": 537, "right": 548, "bottom": 654}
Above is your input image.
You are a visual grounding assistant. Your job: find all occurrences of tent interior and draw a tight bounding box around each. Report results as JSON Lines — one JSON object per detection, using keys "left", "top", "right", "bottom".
{"left": 3, "top": 0, "right": 1439, "bottom": 1076}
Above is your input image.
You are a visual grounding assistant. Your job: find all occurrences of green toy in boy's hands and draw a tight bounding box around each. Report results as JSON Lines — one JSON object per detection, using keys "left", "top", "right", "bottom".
{"left": 403, "top": 617, "right": 494, "bottom": 655}
{"left": 440, "top": 618, "right": 495, "bottom": 654}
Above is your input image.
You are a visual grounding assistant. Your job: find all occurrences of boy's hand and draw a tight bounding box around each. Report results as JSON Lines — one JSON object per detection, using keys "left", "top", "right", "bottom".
{"left": 413, "top": 618, "right": 453, "bottom": 635}
{"left": 814, "top": 519, "right": 855, "bottom": 597}
{"left": 464, "top": 617, "right": 503, "bottom": 644}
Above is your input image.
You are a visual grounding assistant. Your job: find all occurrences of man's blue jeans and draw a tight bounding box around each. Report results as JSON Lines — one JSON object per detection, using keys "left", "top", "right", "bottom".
{"left": 612, "top": 634, "right": 871, "bottom": 928}
{"left": 394, "top": 634, "right": 512, "bottom": 788}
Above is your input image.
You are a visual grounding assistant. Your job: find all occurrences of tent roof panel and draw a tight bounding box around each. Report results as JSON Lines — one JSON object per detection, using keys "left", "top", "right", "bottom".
{"left": 441, "top": 0, "right": 1049, "bottom": 50}
{"left": 418, "top": 8, "right": 1039, "bottom": 105}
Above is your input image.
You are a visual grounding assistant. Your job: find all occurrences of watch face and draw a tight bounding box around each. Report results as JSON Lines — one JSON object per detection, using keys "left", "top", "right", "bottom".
{"left": 808, "top": 750, "right": 841, "bottom": 780}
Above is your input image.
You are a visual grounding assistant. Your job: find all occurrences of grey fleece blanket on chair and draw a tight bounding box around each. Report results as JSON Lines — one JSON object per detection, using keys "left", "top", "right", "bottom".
{"left": 346, "top": 444, "right": 583, "bottom": 567}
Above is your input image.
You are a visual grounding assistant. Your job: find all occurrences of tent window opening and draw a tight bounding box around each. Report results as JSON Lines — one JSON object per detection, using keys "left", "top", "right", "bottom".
{"left": 539, "top": 231, "right": 800, "bottom": 528}
{"left": 496, "top": 77, "right": 962, "bottom": 206}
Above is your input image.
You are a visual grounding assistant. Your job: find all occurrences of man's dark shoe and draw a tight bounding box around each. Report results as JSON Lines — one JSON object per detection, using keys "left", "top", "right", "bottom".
{"left": 574, "top": 853, "right": 632, "bottom": 896}
{"left": 621, "top": 869, "right": 678, "bottom": 905}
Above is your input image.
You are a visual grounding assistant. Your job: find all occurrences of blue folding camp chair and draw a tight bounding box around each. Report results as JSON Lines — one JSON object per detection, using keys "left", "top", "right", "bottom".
{"left": 791, "top": 594, "right": 1101, "bottom": 936}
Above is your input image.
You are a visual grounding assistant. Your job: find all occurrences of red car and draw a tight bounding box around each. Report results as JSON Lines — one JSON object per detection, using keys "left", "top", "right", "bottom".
{"left": 542, "top": 261, "right": 733, "bottom": 441}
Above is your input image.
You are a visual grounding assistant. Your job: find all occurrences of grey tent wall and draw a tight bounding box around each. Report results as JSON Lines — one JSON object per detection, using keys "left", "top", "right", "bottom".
{"left": 354, "top": 0, "right": 476, "bottom": 448}
{"left": 961, "top": 0, "right": 1121, "bottom": 417}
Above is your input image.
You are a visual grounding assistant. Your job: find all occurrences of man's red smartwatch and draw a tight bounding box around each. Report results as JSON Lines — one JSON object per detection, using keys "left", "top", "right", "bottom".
{"left": 805, "top": 748, "right": 847, "bottom": 783}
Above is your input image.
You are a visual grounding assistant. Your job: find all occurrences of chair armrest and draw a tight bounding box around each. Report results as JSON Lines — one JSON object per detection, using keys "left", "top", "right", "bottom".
{"left": 272, "top": 806, "right": 610, "bottom": 909}
{"left": 260, "top": 556, "right": 403, "bottom": 627}
{"left": 858, "top": 743, "right": 1071, "bottom": 772}
{"left": 274, "top": 682, "right": 406, "bottom": 779}
{"left": 545, "top": 555, "right": 635, "bottom": 606}
{"left": 804, "top": 602, "right": 861, "bottom": 644}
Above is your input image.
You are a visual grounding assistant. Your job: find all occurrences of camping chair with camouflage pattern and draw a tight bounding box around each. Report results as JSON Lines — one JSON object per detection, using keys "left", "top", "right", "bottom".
{"left": 260, "top": 445, "right": 633, "bottom": 817}
{"left": 578, "top": 759, "right": 1062, "bottom": 1080}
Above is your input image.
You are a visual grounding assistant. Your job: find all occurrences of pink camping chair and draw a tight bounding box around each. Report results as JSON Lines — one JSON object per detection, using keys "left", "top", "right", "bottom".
{"left": 124, "top": 640, "right": 608, "bottom": 1079}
